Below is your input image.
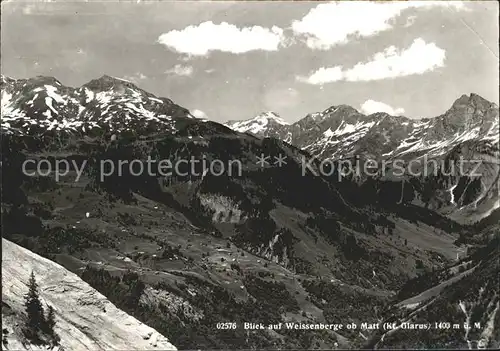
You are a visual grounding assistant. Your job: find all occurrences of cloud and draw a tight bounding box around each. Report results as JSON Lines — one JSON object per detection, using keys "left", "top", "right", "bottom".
{"left": 344, "top": 38, "right": 446, "bottom": 81}
{"left": 165, "top": 64, "right": 194, "bottom": 77}
{"left": 360, "top": 100, "right": 405, "bottom": 116}
{"left": 179, "top": 55, "right": 193, "bottom": 62}
{"left": 405, "top": 15, "right": 417, "bottom": 27}
{"left": 22, "top": 5, "right": 34, "bottom": 15}
{"left": 296, "top": 66, "right": 343, "bottom": 85}
{"left": 190, "top": 109, "right": 209, "bottom": 120}
{"left": 297, "top": 38, "right": 445, "bottom": 84}
{"left": 292, "top": 1, "right": 467, "bottom": 50}
{"left": 157, "top": 21, "right": 284, "bottom": 56}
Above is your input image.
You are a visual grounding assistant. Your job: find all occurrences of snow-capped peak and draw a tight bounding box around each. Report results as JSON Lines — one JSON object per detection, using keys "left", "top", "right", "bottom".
{"left": 225, "top": 112, "right": 289, "bottom": 136}
{"left": 0, "top": 75, "right": 190, "bottom": 135}
{"left": 256, "top": 112, "right": 290, "bottom": 125}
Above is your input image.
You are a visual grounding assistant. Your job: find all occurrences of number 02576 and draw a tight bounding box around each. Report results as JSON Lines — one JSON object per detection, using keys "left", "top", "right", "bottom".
{"left": 216, "top": 322, "right": 237, "bottom": 329}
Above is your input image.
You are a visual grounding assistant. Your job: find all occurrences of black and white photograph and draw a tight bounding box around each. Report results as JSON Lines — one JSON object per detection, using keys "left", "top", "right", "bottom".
{"left": 1, "top": 0, "right": 499, "bottom": 349}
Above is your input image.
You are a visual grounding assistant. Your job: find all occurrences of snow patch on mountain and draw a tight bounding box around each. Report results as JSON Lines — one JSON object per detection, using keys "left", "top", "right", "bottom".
{"left": 83, "top": 88, "right": 94, "bottom": 103}
{"left": 225, "top": 112, "right": 289, "bottom": 136}
{"left": 1, "top": 91, "right": 12, "bottom": 108}
{"left": 44, "top": 85, "right": 65, "bottom": 104}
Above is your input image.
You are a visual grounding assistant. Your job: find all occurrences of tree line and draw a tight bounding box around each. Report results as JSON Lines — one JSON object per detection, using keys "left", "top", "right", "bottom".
{"left": 23, "top": 271, "right": 60, "bottom": 346}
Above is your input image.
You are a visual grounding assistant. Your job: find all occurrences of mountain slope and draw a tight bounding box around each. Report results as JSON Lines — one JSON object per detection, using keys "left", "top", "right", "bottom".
{"left": 2, "top": 238, "right": 177, "bottom": 351}
{"left": 367, "top": 237, "right": 500, "bottom": 349}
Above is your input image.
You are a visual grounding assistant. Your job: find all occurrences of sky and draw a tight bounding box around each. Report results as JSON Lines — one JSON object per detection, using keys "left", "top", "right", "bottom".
{"left": 1, "top": 0, "right": 498, "bottom": 123}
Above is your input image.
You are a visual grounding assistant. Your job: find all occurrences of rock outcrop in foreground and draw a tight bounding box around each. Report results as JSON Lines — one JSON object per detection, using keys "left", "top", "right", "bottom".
{"left": 1, "top": 238, "right": 177, "bottom": 351}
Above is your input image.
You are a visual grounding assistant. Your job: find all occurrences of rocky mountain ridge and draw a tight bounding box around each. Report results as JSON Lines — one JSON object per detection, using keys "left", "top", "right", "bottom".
{"left": 226, "top": 95, "right": 499, "bottom": 224}
{"left": 226, "top": 94, "right": 498, "bottom": 161}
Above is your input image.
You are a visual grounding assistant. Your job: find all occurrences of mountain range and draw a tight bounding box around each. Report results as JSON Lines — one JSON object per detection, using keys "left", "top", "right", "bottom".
{"left": 1, "top": 75, "right": 192, "bottom": 135}
{"left": 3, "top": 74, "right": 497, "bottom": 223}
{"left": 1, "top": 74, "right": 499, "bottom": 350}
{"left": 226, "top": 96, "right": 499, "bottom": 224}
{"left": 225, "top": 95, "right": 498, "bottom": 162}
